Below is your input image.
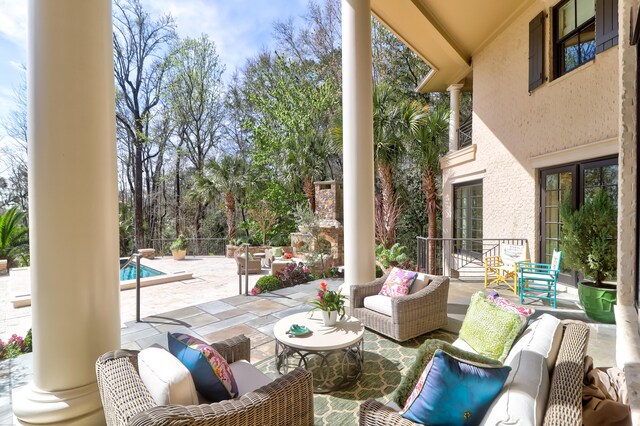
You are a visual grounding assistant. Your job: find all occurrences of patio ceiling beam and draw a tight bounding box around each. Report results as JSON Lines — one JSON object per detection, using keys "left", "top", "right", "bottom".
{"left": 13, "top": 0, "right": 121, "bottom": 423}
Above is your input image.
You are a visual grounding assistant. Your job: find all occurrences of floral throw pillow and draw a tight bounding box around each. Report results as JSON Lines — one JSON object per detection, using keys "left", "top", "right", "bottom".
{"left": 168, "top": 333, "right": 238, "bottom": 402}
{"left": 379, "top": 267, "right": 418, "bottom": 298}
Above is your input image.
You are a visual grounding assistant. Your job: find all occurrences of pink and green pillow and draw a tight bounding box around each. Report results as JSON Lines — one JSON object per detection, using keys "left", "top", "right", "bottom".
{"left": 400, "top": 349, "right": 511, "bottom": 425}
{"left": 379, "top": 267, "right": 418, "bottom": 298}
{"left": 168, "top": 333, "right": 237, "bottom": 402}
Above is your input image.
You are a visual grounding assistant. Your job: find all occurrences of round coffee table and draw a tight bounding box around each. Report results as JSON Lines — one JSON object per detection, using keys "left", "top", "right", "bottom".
{"left": 273, "top": 311, "right": 364, "bottom": 393}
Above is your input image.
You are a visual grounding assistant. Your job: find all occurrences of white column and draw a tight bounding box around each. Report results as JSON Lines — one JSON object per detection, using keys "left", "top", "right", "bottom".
{"left": 447, "top": 84, "right": 464, "bottom": 152}
{"left": 14, "top": 0, "right": 120, "bottom": 424}
{"left": 342, "top": 0, "right": 376, "bottom": 289}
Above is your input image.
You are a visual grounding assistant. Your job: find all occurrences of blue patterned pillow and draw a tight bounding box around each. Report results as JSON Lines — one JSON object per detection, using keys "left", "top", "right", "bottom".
{"left": 167, "top": 333, "right": 238, "bottom": 402}
{"left": 400, "top": 349, "right": 511, "bottom": 425}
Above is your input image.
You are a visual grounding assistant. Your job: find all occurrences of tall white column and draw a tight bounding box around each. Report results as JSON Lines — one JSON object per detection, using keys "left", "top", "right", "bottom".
{"left": 342, "top": 0, "right": 376, "bottom": 289}
{"left": 447, "top": 84, "right": 464, "bottom": 152}
{"left": 14, "top": 0, "right": 120, "bottom": 424}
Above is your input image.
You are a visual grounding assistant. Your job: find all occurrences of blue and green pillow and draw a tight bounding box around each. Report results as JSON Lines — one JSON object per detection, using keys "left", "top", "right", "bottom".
{"left": 400, "top": 349, "right": 511, "bottom": 425}
{"left": 167, "top": 333, "right": 238, "bottom": 402}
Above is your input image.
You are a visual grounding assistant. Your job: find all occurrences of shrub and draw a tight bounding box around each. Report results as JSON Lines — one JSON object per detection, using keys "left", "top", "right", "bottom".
{"left": 376, "top": 243, "right": 414, "bottom": 271}
{"left": 170, "top": 234, "right": 189, "bottom": 251}
{"left": 277, "top": 262, "right": 312, "bottom": 287}
{"left": 0, "top": 329, "right": 32, "bottom": 360}
{"left": 253, "top": 275, "right": 282, "bottom": 295}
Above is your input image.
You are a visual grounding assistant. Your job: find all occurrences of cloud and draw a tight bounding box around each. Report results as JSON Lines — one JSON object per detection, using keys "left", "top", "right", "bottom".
{"left": 0, "top": 0, "right": 27, "bottom": 47}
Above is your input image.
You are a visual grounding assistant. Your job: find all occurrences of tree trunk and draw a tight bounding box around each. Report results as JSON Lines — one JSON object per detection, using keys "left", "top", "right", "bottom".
{"left": 303, "top": 175, "right": 316, "bottom": 212}
{"left": 377, "top": 163, "right": 396, "bottom": 247}
{"left": 422, "top": 169, "right": 438, "bottom": 275}
{"left": 134, "top": 137, "right": 144, "bottom": 250}
{"left": 175, "top": 154, "right": 181, "bottom": 236}
{"left": 225, "top": 191, "right": 236, "bottom": 240}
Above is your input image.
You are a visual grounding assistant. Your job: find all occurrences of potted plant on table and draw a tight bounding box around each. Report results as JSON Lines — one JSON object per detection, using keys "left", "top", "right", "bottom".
{"left": 170, "top": 234, "right": 189, "bottom": 261}
{"left": 309, "top": 281, "right": 346, "bottom": 326}
{"left": 560, "top": 188, "right": 617, "bottom": 323}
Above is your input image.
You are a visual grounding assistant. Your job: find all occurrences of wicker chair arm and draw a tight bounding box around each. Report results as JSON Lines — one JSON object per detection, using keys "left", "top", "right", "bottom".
{"left": 392, "top": 277, "right": 449, "bottom": 322}
{"left": 351, "top": 275, "right": 387, "bottom": 308}
{"left": 96, "top": 350, "right": 157, "bottom": 426}
{"left": 210, "top": 334, "right": 251, "bottom": 363}
{"left": 359, "top": 399, "right": 419, "bottom": 425}
{"left": 129, "top": 368, "right": 314, "bottom": 426}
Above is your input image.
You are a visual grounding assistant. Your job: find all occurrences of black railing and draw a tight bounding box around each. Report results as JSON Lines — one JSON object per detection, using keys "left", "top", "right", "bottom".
{"left": 149, "top": 238, "right": 227, "bottom": 257}
{"left": 416, "top": 237, "right": 528, "bottom": 278}
{"left": 458, "top": 120, "right": 472, "bottom": 148}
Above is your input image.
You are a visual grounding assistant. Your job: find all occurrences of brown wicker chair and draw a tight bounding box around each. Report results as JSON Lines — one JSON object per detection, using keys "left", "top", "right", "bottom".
{"left": 358, "top": 321, "right": 590, "bottom": 426}
{"left": 96, "top": 335, "right": 314, "bottom": 426}
{"left": 350, "top": 273, "right": 449, "bottom": 342}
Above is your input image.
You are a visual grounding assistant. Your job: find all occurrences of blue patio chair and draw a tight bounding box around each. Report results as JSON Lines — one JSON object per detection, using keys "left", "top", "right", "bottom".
{"left": 518, "top": 250, "right": 562, "bottom": 308}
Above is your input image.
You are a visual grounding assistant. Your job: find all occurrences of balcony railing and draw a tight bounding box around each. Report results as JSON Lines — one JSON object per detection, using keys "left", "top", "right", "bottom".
{"left": 458, "top": 120, "right": 472, "bottom": 148}
{"left": 416, "top": 237, "right": 528, "bottom": 279}
{"left": 149, "top": 238, "right": 227, "bottom": 257}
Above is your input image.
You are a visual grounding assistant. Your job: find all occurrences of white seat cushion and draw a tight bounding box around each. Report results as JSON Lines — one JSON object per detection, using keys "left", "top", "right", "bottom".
{"left": 364, "top": 294, "right": 393, "bottom": 317}
{"left": 229, "top": 360, "right": 274, "bottom": 396}
{"left": 138, "top": 346, "right": 199, "bottom": 406}
{"left": 451, "top": 338, "right": 479, "bottom": 355}
{"left": 480, "top": 350, "right": 550, "bottom": 426}
{"left": 521, "top": 272, "right": 554, "bottom": 281}
{"left": 506, "top": 313, "right": 563, "bottom": 370}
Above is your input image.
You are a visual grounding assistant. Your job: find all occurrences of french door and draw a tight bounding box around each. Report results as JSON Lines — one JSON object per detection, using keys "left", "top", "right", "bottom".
{"left": 539, "top": 157, "right": 618, "bottom": 286}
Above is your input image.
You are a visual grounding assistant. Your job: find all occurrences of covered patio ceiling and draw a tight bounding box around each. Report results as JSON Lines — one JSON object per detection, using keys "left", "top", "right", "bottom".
{"left": 371, "top": 0, "right": 534, "bottom": 92}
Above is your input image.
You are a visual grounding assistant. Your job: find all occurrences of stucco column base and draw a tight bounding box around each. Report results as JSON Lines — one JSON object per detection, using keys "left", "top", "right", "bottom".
{"left": 13, "top": 382, "right": 104, "bottom": 425}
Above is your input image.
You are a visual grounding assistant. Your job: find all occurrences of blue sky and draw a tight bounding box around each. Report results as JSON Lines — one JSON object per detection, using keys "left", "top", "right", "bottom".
{"left": 0, "top": 0, "right": 310, "bottom": 126}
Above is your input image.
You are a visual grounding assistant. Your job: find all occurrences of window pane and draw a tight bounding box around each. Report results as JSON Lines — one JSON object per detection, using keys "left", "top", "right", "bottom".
{"left": 546, "top": 206, "right": 559, "bottom": 222}
{"left": 579, "top": 23, "right": 596, "bottom": 63}
{"left": 560, "top": 172, "right": 573, "bottom": 191}
{"left": 546, "top": 174, "right": 558, "bottom": 190}
{"left": 603, "top": 165, "right": 618, "bottom": 186}
{"left": 576, "top": 0, "right": 595, "bottom": 27}
{"left": 584, "top": 167, "right": 601, "bottom": 189}
{"left": 558, "top": 0, "right": 576, "bottom": 37}
{"left": 562, "top": 34, "right": 581, "bottom": 73}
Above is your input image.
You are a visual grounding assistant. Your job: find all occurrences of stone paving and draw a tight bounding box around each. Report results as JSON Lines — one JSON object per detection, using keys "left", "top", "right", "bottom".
{"left": 0, "top": 256, "right": 618, "bottom": 424}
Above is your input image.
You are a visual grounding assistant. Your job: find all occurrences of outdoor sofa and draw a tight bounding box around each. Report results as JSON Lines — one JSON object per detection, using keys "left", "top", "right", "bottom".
{"left": 96, "top": 335, "right": 314, "bottom": 426}
{"left": 350, "top": 273, "right": 449, "bottom": 342}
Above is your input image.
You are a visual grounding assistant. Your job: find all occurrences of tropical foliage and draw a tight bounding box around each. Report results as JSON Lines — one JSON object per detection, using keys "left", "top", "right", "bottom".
{"left": 0, "top": 206, "right": 29, "bottom": 267}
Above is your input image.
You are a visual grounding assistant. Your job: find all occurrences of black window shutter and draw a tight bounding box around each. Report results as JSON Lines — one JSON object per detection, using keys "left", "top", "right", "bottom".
{"left": 596, "top": 0, "right": 618, "bottom": 54}
{"left": 528, "top": 12, "right": 545, "bottom": 92}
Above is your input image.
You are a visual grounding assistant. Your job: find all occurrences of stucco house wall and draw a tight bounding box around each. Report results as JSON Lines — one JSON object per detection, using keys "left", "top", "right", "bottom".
{"left": 442, "top": 0, "right": 619, "bottom": 261}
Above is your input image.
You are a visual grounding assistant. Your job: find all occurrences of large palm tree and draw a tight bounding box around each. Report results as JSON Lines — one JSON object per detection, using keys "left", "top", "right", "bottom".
{"left": 0, "top": 206, "right": 29, "bottom": 267}
{"left": 373, "top": 83, "right": 426, "bottom": 247}
{"left": 412, "top": 103, "right": 450, "bottom": 273}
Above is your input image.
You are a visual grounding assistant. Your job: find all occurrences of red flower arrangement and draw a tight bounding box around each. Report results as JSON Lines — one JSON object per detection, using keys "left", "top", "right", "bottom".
{"left": 283, "top": 252, "right": 293, "bottom": 259}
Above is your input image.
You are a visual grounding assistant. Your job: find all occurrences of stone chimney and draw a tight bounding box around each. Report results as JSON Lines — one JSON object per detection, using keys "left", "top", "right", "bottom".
{"left": 314, "top": 180, "right": 343, "bottom": 226}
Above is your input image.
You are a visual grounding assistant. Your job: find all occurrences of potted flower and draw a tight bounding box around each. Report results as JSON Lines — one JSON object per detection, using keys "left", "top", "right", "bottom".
{"left": 170, "top": 234, "right": 189, "bottom": 261}
{"left": 560, "top": 188, "right": 617, "bottom": 323}
{"left": 309, "top": 281, "right": 346, "bottom": 326}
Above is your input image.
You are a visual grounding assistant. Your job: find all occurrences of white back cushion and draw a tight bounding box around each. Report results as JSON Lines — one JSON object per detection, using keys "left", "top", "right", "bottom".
{"left": 506, "top": 313, "right": 563, "bottom": 370}
{"left": 364, "top": 294, "right": 393, "bottom": 317}
{"left": 409, "top": 273, "right": 431, "bottom": 294}
{"left": 138, "top": 346, "right": 199, "bottom": 406}
{"left": 229, "top": 360, "right": 274, "bottom": 396}
{"left": 451, "top": 338, "right": 479, "bottom": 355}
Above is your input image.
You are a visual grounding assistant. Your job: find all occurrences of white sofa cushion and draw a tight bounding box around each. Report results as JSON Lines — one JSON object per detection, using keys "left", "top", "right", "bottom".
{"left": 364, "top": 294, "right": 393, "bottom": 317}
{"left": 480, "top": 350, "right": 550, "bottom": 426}
{"left": 409, "top": 273, "right": 431, "bottom": 294}
{"left": 138, "top": 346, "right": 199, "bottom": 406}
{"left": 229, "top": 360, "right": 274, "bottom": 396}
{"left": 505, "top": 313, "right": 563, "bottom": 370}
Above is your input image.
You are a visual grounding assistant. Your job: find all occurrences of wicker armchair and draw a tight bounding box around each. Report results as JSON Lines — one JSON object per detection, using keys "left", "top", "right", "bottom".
{"left": 96, "top": 335, "right": 314, "bottom": 426}
{"left": 358, "top": 321, "right": 590, "bottom": 426}
{"left": 350, "top": 274, "right": 449, "bottom": 342}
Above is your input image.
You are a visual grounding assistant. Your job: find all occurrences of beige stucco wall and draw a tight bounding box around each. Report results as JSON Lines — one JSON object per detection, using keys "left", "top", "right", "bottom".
{"left": 442, "top": 0, "right": 619, "bottom": 262}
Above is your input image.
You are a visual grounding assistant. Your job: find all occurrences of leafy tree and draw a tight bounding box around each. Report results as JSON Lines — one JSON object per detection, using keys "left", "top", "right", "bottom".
{"left": 0, "top": 206, "right": 29, "bottom": 267}
{"left": 411, "top": 103, "right": 450, "bottom": 273}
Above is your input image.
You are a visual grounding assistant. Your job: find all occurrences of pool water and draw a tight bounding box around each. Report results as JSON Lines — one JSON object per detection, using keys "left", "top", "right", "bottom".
{"left": 119, "top": 259, "right": 165, "bottom": 281}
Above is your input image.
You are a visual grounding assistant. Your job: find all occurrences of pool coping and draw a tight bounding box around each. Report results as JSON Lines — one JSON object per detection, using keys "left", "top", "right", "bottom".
{"left": 10, "top": 271, "right": 194, "bottom": 308}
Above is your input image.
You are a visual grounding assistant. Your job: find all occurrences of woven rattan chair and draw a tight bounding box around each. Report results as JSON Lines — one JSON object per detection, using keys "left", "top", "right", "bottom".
{"left": 96, "top": 335, "right": 314, "bottom": 426}
{"left": 350, "top": 273, "right": 449, "bottom": 342}
{"left": 358, "top": 321, "right": 589, "bottom": 426}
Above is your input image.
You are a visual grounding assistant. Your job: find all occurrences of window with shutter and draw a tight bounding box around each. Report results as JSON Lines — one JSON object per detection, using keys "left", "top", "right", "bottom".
{"left": 595, "top": 0, "right": 618, "bottom": 53}
{"left": 529, "top": 12, "right": 545, "bottom": 92}
{"left": 553, "top": 0, "right": 596, "bottom": 78}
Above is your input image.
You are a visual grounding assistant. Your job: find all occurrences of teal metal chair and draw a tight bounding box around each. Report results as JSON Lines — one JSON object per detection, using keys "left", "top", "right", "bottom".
{"left": 518, "top": 250, "right": 562, "bottom": 308}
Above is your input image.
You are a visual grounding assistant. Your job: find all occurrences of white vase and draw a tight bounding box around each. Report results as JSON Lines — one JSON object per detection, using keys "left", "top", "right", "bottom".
{"left": 321, "top": 310, "right": 338, "bottom": 326}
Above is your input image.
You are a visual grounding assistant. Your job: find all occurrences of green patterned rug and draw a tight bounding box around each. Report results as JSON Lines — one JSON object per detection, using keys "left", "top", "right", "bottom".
{"left": 257, "top": 329, "right": 456, "bottom": 426}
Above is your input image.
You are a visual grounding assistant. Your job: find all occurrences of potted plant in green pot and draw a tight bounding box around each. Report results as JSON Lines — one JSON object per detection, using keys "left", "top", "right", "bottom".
{"left": 170, "top": 234, "right": 189, "bottom": 261}
{"left": 560, "top": 188, "right": 617, "bottom": 323}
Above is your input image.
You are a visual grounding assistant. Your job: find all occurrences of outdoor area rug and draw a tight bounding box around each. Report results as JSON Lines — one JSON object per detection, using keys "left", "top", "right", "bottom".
{"left": 256, "top": 328, "right": 457, "bottom": 426}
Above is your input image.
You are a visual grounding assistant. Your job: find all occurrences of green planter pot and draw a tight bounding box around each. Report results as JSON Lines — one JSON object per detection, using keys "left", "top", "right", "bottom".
{"left": 578, "top": 281, "right": 617, "bottom": 324}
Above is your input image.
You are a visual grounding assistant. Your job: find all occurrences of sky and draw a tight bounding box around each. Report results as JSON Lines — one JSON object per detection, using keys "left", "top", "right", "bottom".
{"left": 0, "top": 0, "right": 310, "bottom": 126}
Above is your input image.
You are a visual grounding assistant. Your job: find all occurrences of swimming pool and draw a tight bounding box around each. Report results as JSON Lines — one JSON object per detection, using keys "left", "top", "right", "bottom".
{"left": 119, "top": 259, "right": 165, "bottom": 281}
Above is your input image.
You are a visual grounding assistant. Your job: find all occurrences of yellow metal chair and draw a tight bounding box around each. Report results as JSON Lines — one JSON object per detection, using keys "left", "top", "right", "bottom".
{"left": 483, "top": 243, "right": 529, "bottom": 294}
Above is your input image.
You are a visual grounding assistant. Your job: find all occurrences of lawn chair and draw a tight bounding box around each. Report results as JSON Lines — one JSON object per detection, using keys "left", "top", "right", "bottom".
{"left": 483, "top": 243, "right": 529, "bottom": 294}
{"left": 518, "top": 250, "right": 562, "bottom": 308}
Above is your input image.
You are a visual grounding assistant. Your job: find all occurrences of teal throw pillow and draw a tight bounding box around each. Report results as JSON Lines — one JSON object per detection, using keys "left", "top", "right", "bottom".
{"left": 393, "top": 339, "right": 502, "bottom": 407}
{"left": 400, "top": 349, "right": 511, "bottom": 425}
{"left": 459, "top": 292, "right": 523, "bottom": 362}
